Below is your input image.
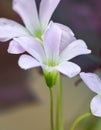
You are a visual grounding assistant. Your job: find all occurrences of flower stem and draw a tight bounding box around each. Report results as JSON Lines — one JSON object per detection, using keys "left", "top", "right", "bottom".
{"left": 49, "top": 87, "right": 54, "bottom": 130}
{"left": 70, "top": 112, "right": 91, "bottom": 130}
{"left": 56, "top": 73, "right": 64, "bottom": 130}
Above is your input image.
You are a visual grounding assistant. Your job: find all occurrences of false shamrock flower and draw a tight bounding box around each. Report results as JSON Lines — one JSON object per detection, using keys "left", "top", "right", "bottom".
{"left": 14, "top": 23, "right": 91, "bottom": 87}
{"left": 0, "top": 0, "right": 61, "bottom": 54}
{"left": 80, "top": 72, "right": 101, "bottom": 117}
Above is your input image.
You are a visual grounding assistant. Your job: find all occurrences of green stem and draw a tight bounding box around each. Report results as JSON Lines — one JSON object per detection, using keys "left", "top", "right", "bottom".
{"left": 56, "top": 73, "right": 64, "bottom": 130}
{"left": 70, "top": 112, "right": 91, "bottom": 130}
{"left": 49, "top": 87, "right": 54, "bottom": 130}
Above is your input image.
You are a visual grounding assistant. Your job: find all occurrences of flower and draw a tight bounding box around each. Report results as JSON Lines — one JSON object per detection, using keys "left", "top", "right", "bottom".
{"left": 0, "top": 0, "right": 61, "bottom": 54}
{"left": 80, "top": 72, "right": 101, "bottom": 117}
{"left": 14, "top": 23, "right": 91, "bottom": 87}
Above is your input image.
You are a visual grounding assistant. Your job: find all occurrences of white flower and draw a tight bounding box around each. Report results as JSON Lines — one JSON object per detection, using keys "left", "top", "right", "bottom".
{"left": 14, "top": 23, "right": 91, "bottom": 87}
{"left": 0, "top": 0, "right": 62, "bottom": 54}
{"left": 80, "top": 72, "right": 101, "bottom": 117}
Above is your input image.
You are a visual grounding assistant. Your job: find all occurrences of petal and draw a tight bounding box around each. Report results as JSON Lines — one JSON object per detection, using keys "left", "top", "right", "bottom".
{"left": 90, "top": 95, "right": 101, "bottom": 117}
{"left": 14, "top": 36, "right": 45, "bottom": 62}
{"left": 56, "top": 61, "right": 81, "bottom": 78}
{"left": 80, "top": 72, "right": 101, "bottom": 94}
{"left": 18, "top": 54, "right": 41, "bottom": 70}
{"left": 13, "top": 0, "right": 40, "bottom": 34}
{"left": 55, "top": 23, "right": 75, "bottom": 36}
{"left": 8, "top": 40, "right": 25, "bottom": 54}
{"left": 43, "top": 22, "right": 62, "bottom": 63}
{"left": 0, "top": 18, "right": 29, "bottom": 42}
{"left": 54, "top": 23, "right": 76, "bottom": 52}
{"left": 39, "top": 0, "right": 61, "bottom": 29}
{"left": 60, "top": 39, "right": 91, "bottom": 61}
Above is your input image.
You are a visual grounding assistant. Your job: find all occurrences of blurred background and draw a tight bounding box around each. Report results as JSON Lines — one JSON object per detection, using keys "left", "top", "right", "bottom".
{"left": 0, "top": 0, "right": 101, "bottom": 130}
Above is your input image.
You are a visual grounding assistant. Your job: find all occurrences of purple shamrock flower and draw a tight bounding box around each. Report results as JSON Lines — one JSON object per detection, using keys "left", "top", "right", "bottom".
{"left": 14, "top": 23, "right": 91, "bottom": 86}
{"left": 0, "top": 0, "right": 61, "bottom": 54}
{"left": 80, "top": 72, "right": 101, "bottom": 117}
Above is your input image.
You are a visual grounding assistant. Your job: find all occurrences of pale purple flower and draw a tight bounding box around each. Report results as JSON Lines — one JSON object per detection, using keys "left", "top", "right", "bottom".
{"left": 14, "top": 23, "right": 91, "bottom": 87}
{"left": 0, "top": 0, "right": 61, "bottom": 54}
{"left": 80, "top": 72, "right": 101, "bottom": 117}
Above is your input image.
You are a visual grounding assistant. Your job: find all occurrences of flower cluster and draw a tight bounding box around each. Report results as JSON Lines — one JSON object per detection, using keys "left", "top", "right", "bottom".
{"left": 0, "top": 0, "right": 101, "bottom": 129}
{"left": 16, "top": 22, "right": 91, "bottom": 87}
{"left": 0, "top": 0, "right": 61, "bottom": 53}
{"left": 0, "top": 0, "right": 91, "bottom": 87}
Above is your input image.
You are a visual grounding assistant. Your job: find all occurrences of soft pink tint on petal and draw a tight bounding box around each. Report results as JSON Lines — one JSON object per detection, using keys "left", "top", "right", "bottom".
{"left": 18, "top": 54, "right": 41, "bottom": 70}
{"left": 56, "top": 61, "right": 81, "bottom": 78}
{"left": 60, "top": 39, "right": 91, "bottom": 61}
{"left": 39, "top": 0, "right": 61, "bottom": 29}
{"left": 14, "top": 36, "right": 45, "bottom": 62}
{"left": 0, "top": 18, "right": 29, "bottom": 42}
{"left": 55, "top": 23, "right": 74, "bottom": 36}
{"left": 80, "top": 72, "right": 101, "bottom": 94}
{"left": 13, "top": 0, "right": 40, "bottom": 34}
{"left": 90, "top": 95, "right": 101, "bottom": 117}
{"left": 43, "top": 22, "right": 62, "bottom": 62}
{"left": 8, "top": 40, "right": 25, "bottom": 54}
{"left": 55, "top": 23, "right": 76, "bottom": 52}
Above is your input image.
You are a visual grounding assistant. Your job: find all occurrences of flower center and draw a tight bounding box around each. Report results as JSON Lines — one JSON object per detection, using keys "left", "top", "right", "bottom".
{"left": 47, "top": 60, "right": 57, "bottom": 67}
{"left": 99, "top": 94, "right": 101, "bottom": 98}
{"left": 34, "top": 29, "right": 43, "bottom": 41}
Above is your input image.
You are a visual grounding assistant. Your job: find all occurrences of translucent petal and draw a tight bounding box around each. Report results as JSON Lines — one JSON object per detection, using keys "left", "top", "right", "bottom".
{"left": 80, "top": 72, "right": 101, "bottom": 94}
{"left": 0, "top": 18, "right": 29, "bottom": 42}
{"left": 39, "top": 0, "right": 61, "bottom": 29}
{"left": 55, "top": 23, "right": 76, "bottom": 52}
{"left": 18, "top": 54, "right": 41, "bottom": 70}
{"left": 14, "top": 36, "right": 45, "bottom": 62}
{"left": 90, "top": 95, "right": 101, "bottom": 117}
{"left": 60, "top": 39, "right": 91, "bottom": 61}
{"left": 43, "top": 22, "right": 61, "bottom": 63}
{"left": 56, "top": 61, "right": 81, "bottom": 78}
{"left": 8, "top": 40, "right": 25, "bottom": 54}
{"left": 13, "top": 0, "right": 40, "bottom": 34}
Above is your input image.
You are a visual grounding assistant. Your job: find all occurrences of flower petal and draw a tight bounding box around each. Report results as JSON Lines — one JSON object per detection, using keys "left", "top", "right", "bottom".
{"left": 0, "top": 18, "right": 29, "bottom": 42}
{"left": 80, "top": 72, "right": 101, "bottom": 94}
{"left": 8, "top": 40, "right": 25, "bottom": 54}
{"left": 13, "top": 0, "right": 40, "bottom": 34}
{"left": 56, "top": 61, "right": 81, "bottom": 78}
{"left": 14, "top": 36, "right": 45, "bottom": 62}
{"left": 18, "top": 54, "right": 41, "bottom": 70}
{"left": 60, "top": 39, "right": 91, "bottom": 61}
{"left": 43, "top": 22, "right": 62, "bottom": 63}
{"left": 90, "top": 95, "right": 101, "bottom": 117}
{"left": 39, "top": 0, "right": 61, "bottom": 29}
{"left": 55, "top": 23, "right": 75, "bottom": 36}
{"left": 55, "top": 23, "right": 76, "bottom": 52}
